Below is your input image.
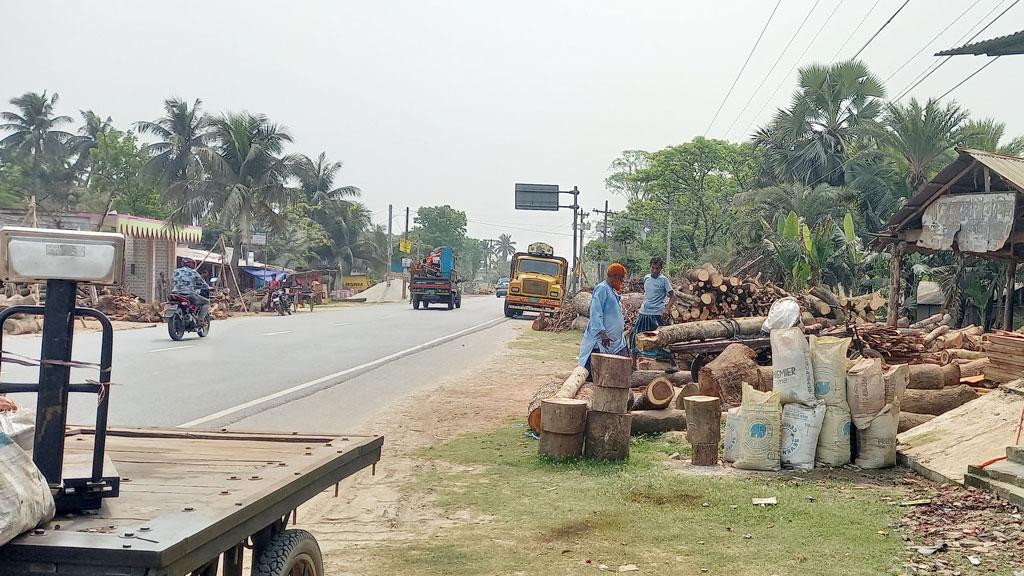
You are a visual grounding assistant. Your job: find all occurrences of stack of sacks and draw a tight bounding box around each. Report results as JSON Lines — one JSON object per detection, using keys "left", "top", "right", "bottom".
{"left": 812, "top": 336, "right": 853, "bottom": 467}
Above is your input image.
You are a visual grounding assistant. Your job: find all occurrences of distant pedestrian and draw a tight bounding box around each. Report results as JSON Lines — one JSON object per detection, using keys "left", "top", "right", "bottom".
{"left": 579, "top": 263, "right": 629, "bottom": 376}
{"left": 630, "top": 257, "right": 674, "bottom": 361}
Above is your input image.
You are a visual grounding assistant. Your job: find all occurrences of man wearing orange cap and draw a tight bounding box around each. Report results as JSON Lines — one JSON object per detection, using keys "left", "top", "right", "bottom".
{"left": 578, "top": 262, "right": 629, "bottom": 373}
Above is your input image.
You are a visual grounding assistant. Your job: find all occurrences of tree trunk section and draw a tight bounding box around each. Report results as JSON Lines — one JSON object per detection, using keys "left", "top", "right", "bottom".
{"left": 630, "top": 370, "right": 692, "bottom": 388}
{"left": 940, "top": 348, "right": 987, "bottom": 363}
{"left": 958, "top": 357, "right": 989, "bottom": 378}
{"left": 907, "top": 364, "right": 959, "bottom": 390}
{"left": 684, "top": 395, "right": 721, "bottom": 466}
{"left": 631, "top": 376, "right": 675, "bottom": 410}
{"left": 674, "top": 383, "right": 701, "bottom": 409}
{"left": 539, "top": 431, "right": 584, "bottom": 460}
{"left": 900, "top": 385, "right": 979, "bottom": 416}
{"left": 527, "top": 366, "right": 589, "bottom": 432}
{"left": 636, "top": 316, "right": 766, "bottom": 351}
{"left": 585, "top": 411, "right": 632, "bottom": 460}
{"left": 591, "top": 386, "right": 631, "bottom": 413}
{"left": 630, "top": 409, "right": 687, "bottom": 435}
{"left": 697, "top": 343, "right": 759, "bottom": 408}
{"left": 591, "top": 353, "right": 632, "bottom": 389}
{"left": 573, "top": 291, "right": 592, "bottom": 317}
{"left": 539, "top": 398, "right": 588, "bottom": 434}
{"left": 898, "top": 412, "right": 936, "bottom": 434}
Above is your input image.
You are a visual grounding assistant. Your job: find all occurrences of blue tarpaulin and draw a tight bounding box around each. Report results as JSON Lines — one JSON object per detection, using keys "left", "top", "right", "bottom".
{"left": 242, "top": 268, "right": 288, "bottom": 288}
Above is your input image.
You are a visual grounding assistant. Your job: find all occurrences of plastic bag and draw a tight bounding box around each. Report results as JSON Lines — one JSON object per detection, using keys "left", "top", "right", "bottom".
{"left": 762, "top": 297, "right": 801, "bottom": 332}
{"left": 0, "top": 431, "right": 55, "bottom": 546}
{"left": 810, "top": 336, "right": 851, "bottom": 409}
{"left": 723, "top": 407, "right": 741, "bottom": 463}
{"left": 771, "top": 326, "right": 815, "bottom": 406}
{"left": 0, "top": 410, "right": 34, "bottom": 451}
{"left": 734, "top": 384, "right": 782, "bottom": 472}
{"left": 782, "top": 402, "right": 826, "bottom": 470}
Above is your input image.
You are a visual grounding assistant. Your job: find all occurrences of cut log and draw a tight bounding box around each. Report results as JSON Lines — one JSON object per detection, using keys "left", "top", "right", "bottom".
{"left": 635, "top": 358, "right": 674, "bottom": 371}
{"left": 531, "top": 315, "right": 548, "bottom": 331}
{"left": 684, "top": 395, "right": 721, "bottom": 466}
{"left": 697, "top": 343, "right": 759, "bottom": 408}
{"left": 898, "top": 412, "right": 935, "bottom": 434}
{"left": 804, "top": 293, "right": 831, "bottom": 316}
{"left": 959, "top": 357, "right": 990, "bottom": 378}
{"left": 687, "top": 269, "right": 711, "bottom": 283}
{"left": 538, "top": 431, "right": 584, "bottom": 460}
{"left": 630, "top": 409, "right": 687, "bottom": 435}
{"left": 911, "top": 313, "right": 944, "bottom": 329}
{"left": 590, "top": 353, "right": 632, "bottom": 389}
{"left": 923, "top": 325, "right": 951, "bottom": 346}
{"left": 539, "top": 398, "right": 588, "bottom": 434}
{"left": 939, "top": 348, "right": 987, "bottom": 363}
{"left": 637, "top": 316, "right": 767, "bottom": 351}
{"left": 907, "top": 364, "right": 960, "bottom": 390}
{"left": 584, "top": 411, "right": 632, "bottom": 460}
{"left": 592, "top": 385, "right": 632, "bottom": 413}
{"left": 674, "top": 383, "right": 701, "bottom": 409}
{"left": 900, "top": 385, "right": 980, "bottom": 416}
{"left": 631, "top": 376, "right": 675, "bottom": 410}
{"left": 527, "top": 365, "right": 589, "bottom": 432}
{"left": 573, "top": 291, "right": 592, "bottom": 317}
{"left": 630, "top": 370, "right": 692, "bottom": 388}
{"left": 756, "top": 366, "right": 774, "bottom": 391}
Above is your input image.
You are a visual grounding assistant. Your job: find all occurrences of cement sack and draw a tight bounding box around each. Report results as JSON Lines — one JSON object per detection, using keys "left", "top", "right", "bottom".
{"left": 883, "top": 364, "right": 908, "bottom": 404}
{"left": 763, "top": 297, "right": 801, "bottom": 331}
{"left": 846, "top": 358, "right": 885, "bottom": 430}
{"left": 855, "top": 402, "right": 899, "bottom": 469}
{"left": 734, "top": 384, "right": 782, "bottom": 472}
{"left": 770, "top": 326, "right": 815, "bottom": 406}
{"left": 815, "top": 406, "right": 852, "bottom": 467}
{"left": 723, "top": 407, "right": 741, "bottom": 463}
{"left": 810, "top": 336, "right": 850, "bottom": 409}
{"left": 0, "top": 431, "right": 55, "bottom": 546}
{"left": 781, "top": 402, "right": 826, "bottom": 470}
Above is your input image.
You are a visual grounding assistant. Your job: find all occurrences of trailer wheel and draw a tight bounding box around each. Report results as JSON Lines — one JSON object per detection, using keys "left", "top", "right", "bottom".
{"left": 253, "top": 529, "right": 323, "bottom": 576}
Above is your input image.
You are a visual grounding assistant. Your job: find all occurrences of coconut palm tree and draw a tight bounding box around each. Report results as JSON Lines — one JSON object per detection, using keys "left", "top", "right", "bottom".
{"left": 883, "top": 97, "right": 970, "bottom": 194}
{"left": 960, "top": 118, "right": 1024, "bottom": 156}
{"left": 318, "top": 200, "right": 380, "bottom": 276}
{"left": 70, "top": 110, "right": 113, "bottom": 185}
{"left": 0, "top": 91, "right": 75, "bottom": 210}
{"left": 293, "top": 151, "right": 360, "bottom": 207}
{"left": 494, "top": 233, "right": 516, "bottom": 264}
{"left": 134, "top": 98, "right": 211, "bottom": 194}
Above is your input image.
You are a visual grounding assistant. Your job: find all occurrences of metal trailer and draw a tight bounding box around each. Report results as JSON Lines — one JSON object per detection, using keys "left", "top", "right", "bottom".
{"left": 669, "top": 335, "right": 773, "bottom": 382}
{"left": 0, "top": 228, "right": 383, "bottom": 575}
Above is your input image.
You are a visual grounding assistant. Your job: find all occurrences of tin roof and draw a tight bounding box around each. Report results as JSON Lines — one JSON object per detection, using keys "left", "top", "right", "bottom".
{"left": 937, "top": 30, "right": 1024, "bottom": 56}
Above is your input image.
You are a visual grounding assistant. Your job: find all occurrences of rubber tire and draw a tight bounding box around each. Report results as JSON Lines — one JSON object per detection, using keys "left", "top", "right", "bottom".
{"left": 455, "top": 296, "right": 462, "bottom": 309}
{"left": 277, "top": 300, "right": 286, "bottom": 316}
{"left": 252, "top": 529, "right": 324, "bottom": 576}
{"left": 422, "top": 301, "right": 429, "bottom": 309}
{"left": 412, "top": 297, "right": 420, "bottom": 310}
{"left": 167, "top": 316, "right": 185, "bottom": 341}
{"left": 197, "top": 316, "right": 211, "bottom": 338}
{"left": 504, "top": 301, "right": 516, "bottom": 318}
{"left": 448, "top": 296, "right": 455, "bottom": 310}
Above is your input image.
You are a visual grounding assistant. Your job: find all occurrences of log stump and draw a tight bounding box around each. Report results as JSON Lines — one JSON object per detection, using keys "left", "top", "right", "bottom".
{"left": 630, "top": 409, "right": 687, "bottom": 435}
{"left": 592, "top": 385, "right": 631, "bottom": 413}
{"left": 900, "top": 385, "right": 979, "bottom": 416}
{"left": 697, "top": 343, "right": 759, "bottom": 407}
{"left": 898, "top": 412, "right": 935, "bottom": 434}
{"left": 539, "top": 398, "right": 588, "bottom": 434}
{"left": 674, "top": 383, "right": 701, "bottom": 409}
{"left": 683, "top": 395, "right": 722, "bottom": 466}
{"left": 907, "top": 364, "right": 961, "bottom": 390}
{"left": 631, "top": 376, "right": 675, "bottom": 410}
{"left": 539, "top": 432, "right": 584, "bottom": 460}
{"left": 591, "top": 353, "right": 632, "bottom": 389}
{"left": 585, "top": 411, "right": 632, "bottom": 460}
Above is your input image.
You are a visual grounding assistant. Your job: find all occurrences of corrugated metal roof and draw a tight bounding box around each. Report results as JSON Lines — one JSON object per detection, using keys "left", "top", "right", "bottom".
{"left": 936, "top": 30, "right": 1024, "bottom": 56}
{"left": 965, "top": 148, "right": 1024, "bottom": 193}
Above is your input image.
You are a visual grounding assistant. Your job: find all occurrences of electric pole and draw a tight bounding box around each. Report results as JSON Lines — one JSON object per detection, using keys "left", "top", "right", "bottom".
{"left": 665, "top": 191, "right": 673, "bottom": 271}
{"left": 592, "top": 200, "right": 612, "bottom": 279}
{"left": 386, "top": 204, "right": 393, "bottom": 287}
{"left": 402, "top": 206, "right": 409, "bottom": 300}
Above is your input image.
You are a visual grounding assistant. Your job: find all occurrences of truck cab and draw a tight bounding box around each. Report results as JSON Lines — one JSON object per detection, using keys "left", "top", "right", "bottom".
{"left": 504, "top": 242, "right": 568, "bottom": 318}
{"left": 411, "top": 246, "right": 462, "bottom": 310}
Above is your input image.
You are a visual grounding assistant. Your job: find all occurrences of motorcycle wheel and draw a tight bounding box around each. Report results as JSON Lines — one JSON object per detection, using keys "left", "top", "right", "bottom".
{"left": 197, "top": 316, "right": 211, "bottom": 337}
{"left": 167, "top": 315, "right": 185, "bottom": 341}
{"left": 277, "top": 300, "right": 286, "bottom": 316}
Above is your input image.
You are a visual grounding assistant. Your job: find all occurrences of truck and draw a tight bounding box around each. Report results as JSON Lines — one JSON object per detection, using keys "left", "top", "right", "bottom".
{"left": 504, "top": 242, "right": 568, "bottom": 318}
{"left": 410, "top": 246, "right": 462, "bottom": 310}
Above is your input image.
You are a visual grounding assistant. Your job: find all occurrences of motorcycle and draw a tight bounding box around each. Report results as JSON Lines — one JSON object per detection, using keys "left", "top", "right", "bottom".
{"left": 274, "top": 287, "right": 292, "bottom": 316}
{"left": 163, "top": 289, "right": 211, "bottom": 341}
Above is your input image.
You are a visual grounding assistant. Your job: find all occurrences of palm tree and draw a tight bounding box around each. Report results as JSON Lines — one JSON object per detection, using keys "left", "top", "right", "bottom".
{"left": 0, "top": 91, "right": 74, "bottom": 211}
{"left": 494, "top": 233, "right": 516, "bottom": 264}
{"left": 960, "top": 118, "right": 1024, "bottom": 156}
{"left": 134, "top": 98, "right": 211, "bottom": 194}
{"left": 71, "top": 110, "right": 112, "bottom": 186}
{"left": 293, "top": 151, "right": 360, "bottom": 207}
{"left": 319, "top": 200, "right": 380, "bottom": 276}
{"left": 883, "top": 97, "right": 970, "bottom": 193}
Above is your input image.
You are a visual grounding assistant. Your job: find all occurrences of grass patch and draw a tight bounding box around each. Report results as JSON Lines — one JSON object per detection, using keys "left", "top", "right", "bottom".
{"left": 509, "top": 328, "right": 580, "bottom": 362}
{"left": 376, "top": 423, "right": 905, "bottom": 575}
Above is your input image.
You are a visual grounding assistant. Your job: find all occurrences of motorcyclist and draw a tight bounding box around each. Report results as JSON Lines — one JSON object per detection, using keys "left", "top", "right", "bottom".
{"left": 172, "top": 258, "right": 210, "bottom": 319}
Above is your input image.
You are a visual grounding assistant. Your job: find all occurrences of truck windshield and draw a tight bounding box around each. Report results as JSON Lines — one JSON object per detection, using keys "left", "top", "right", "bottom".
{"left": 518, "top": 259, "right": 560, "bottom": 277}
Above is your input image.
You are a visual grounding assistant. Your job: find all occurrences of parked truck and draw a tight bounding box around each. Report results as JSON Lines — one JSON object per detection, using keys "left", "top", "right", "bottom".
{"left": 504, "top": 242, "right": 568, "bottom": 317}
{"left": 411, "top": 246, "right": 462, "bottom": 310}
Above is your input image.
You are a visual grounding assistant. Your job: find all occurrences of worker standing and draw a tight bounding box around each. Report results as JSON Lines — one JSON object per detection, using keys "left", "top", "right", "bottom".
{"left": 578, "top": 263, "right": 629, "bottom": 375}
{"left": 631, "top": 256, "right": 675, "bottom": 361}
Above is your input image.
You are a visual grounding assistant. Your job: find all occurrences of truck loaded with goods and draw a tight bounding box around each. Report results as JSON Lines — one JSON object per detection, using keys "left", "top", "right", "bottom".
{"left": 410, "top": 246, "right": 462, "bottom": 310}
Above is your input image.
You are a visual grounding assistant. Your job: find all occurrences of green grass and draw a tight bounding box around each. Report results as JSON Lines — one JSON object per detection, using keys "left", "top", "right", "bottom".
{"left": 372, "top": 423, "right": 906, "bottom": 576}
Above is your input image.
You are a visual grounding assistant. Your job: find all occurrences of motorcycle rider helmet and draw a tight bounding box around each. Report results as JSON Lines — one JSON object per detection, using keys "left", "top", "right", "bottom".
{"left": 180, "top": 257, "right": 198, "bottom": 269}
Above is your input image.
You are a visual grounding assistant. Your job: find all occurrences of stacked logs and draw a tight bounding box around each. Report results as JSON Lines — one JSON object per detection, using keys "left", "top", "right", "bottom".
{"left": 586, "top": 354, "right": 633, "bottom": 460}
{"left": 0, "top": 292, "right": 41, "bottom": 334}
{"left": 673, "top": 265, "right": 786, "bottom": 321}
{"left": 538, "top": 398, "right": 588, "bottom": 460}
{"left": 95, "top": 294, "right": 163, "bottom": 322}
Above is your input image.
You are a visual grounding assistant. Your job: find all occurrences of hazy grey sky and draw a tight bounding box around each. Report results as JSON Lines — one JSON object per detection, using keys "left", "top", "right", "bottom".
{"left": 3, "top": 0, "right": 1021, "bottom": 257}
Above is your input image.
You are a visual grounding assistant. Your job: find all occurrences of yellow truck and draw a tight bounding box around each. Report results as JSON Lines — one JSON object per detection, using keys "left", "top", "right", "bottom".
{"left": 504, "top": 242, "right": 568, "bottom": 318}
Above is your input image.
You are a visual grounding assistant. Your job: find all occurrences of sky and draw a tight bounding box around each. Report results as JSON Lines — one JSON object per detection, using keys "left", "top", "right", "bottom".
{"left": 2, "top": 0, "right": 1022, "bottom": 258}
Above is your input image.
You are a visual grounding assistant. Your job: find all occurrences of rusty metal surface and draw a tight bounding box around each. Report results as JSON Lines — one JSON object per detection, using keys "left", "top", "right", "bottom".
{"left": 968, "top": 148, "right": 1024, "bottom": 192}
{"left": 918, "top": 192, "right": 1016, "bottom": 252}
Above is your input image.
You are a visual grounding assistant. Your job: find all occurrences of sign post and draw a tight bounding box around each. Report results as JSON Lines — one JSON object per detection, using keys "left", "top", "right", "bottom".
{"left": 514, "top": 183, "right": 581, "bottom": 290}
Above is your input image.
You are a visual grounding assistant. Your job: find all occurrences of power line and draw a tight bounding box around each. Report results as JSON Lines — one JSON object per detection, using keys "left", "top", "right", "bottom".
{"left": 892, "top": 0, "right": 1019, "bottom": 102}
{"left": 849, "top": 0, "right": 912, "bottom": 60}
{"left": 938, "top": 56, "right": 1002, "bottom": 100}
{"left": 703, "top": 0, "right": 783, "bottom": 136}
{"left": 724, "top": 0, "right": 826, "bottom": 137}
{"left": 882, "top": 0, "right": 983, "bottom": 85}
{"left": 830, "top": 0, "right": 881, "bottom": 61}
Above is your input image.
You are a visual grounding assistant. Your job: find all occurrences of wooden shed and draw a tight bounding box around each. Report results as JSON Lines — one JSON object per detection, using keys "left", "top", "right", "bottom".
{"left": 874, "top": 148, "right": 1024, "bottom": 328}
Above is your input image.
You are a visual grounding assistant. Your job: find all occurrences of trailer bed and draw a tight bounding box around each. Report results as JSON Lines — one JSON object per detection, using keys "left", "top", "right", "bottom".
{"left": 0, "top": 427, "right": 383, "bottom": 576}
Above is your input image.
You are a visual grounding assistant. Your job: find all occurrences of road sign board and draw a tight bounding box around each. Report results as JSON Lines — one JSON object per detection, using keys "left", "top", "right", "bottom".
{"left": 250, "top": 232, "right": 267, "bottom": 246}
{"left": 399, "top": 238, "right": 413, "bottom": 253}
{"left": 515, "top": 183, "right": 560, "bottom": 211}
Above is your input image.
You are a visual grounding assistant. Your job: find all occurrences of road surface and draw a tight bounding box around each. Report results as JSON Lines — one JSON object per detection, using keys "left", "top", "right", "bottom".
{"left": 4, "top": 295, "right": 522, "bottom": 430}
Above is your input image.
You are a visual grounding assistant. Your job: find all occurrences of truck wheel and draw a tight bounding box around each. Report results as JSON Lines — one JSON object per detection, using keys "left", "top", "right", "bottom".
{"left": 253, "top": 529, "right": 324, "bottom": 576}
{"left": 412, "top": 297, "right": 420, "bottom": 310}
{"left": 504, "top": 301, "right": 516, "bottom": 318}
{"left": 448, "top": 295, "right": 455, "bottom": 310}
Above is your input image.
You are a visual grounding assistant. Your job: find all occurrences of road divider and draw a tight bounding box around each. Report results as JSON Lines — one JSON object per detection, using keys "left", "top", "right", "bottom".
{"left": 180, "top": 316, "right": 508, "bottom": 428}
{"left": 148, "top": 345, "right": 194, "bottom": 353}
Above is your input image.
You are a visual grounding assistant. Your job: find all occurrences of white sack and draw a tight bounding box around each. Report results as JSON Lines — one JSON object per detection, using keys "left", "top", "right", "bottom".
{"left": 815, "top": 406, "right": 852, "bottom": 467}
{"left": 734, "top": 384, "right": 782, "bottom": 472}
{"left": 770, "top": 326, "right": 815, "bottom": 406}
{"left": 781, "top": 402, "right": 827, "bottom": 470}
{"left": 810, "top": 336, "right": 850, "bottom": 409}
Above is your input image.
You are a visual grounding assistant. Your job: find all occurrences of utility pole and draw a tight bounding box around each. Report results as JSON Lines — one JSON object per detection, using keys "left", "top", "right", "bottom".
{"left": 569, "top": 186, "right": 580, "bottom": 292}
{"left": 402, "top": 206, "right": 410, "bottom": 300}
{"left": 387, "top": 204, "right": 393, "bottom": 287}
{"left": 592, "top": 200, "right": 612, "bottom": 279}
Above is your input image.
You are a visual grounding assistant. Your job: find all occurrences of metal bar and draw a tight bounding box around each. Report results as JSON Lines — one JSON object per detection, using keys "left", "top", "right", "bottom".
{"left": 0, "top": 382, "right": 103, "bottom": 393}
{"left": 221, "top": 543, "right": 244, "bottom": 576}
{"left": 75, "top": 307, "right": 114, "bottom": 482}
{"left": 1005, "top": 258, "right": 1017, "bottom": 330}
{"left": 34, "top": 279, "right": 78, "bottom": 485}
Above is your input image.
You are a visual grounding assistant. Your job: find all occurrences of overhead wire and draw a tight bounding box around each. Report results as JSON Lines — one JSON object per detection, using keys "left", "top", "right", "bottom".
{"left": 849, "top": 0, "right": 912, "bottom": 60}
{"left": 830, "top": 0, "right": 882, "bottom": 61}
{"left": 724, "top": 0, "right": 826, "bottom": 137}
{"left": 937, "top": 55, "right": 1002, "bottom": 100}
{"left": 881, "top": 0, "right": 983, "bottom": 85}
{"left": 703, "top": 0, "right": 783, "bottom": 136}
{"left": 892, "top": 0, "right": 1019, "bottom": 102}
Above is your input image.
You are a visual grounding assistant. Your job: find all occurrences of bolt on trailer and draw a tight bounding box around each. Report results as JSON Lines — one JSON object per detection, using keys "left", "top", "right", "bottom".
{"left": 0, "top": 227, "right": 382, "bottom": 576}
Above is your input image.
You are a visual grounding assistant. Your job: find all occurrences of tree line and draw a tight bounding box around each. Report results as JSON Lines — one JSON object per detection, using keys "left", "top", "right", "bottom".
{"left": 597, "top": 59, "right": 1023, "bottom": 326}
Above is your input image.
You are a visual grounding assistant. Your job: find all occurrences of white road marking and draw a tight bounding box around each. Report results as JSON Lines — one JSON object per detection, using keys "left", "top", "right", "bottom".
{"left": 333, "top": 322, "right": 353, "bottom": 327}
{"left": 148, "top": 345, "right": 194, "bottom": 353}
{"left": 181, "top": 316, "right": 507, "bottom": 428}
{"left": 261, "top": 330, "right": 293, "bottom": 336}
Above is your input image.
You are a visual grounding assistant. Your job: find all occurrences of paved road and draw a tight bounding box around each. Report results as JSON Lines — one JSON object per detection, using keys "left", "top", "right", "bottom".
{"left": 4, "top": 295, "right": 512, "bottom": 429}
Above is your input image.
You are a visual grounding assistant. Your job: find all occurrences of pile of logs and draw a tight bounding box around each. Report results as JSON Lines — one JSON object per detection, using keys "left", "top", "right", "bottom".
{"left": 95, "top": 294, "right": 163, "bottom": 322}
{"left": 0, "top": 292, "right": 41, "bottom": 334}
{"left": 981, "top": 331, "right": 1024, "bottom": 384}
{"left": 674, "top": 265, "right": 787, "bottom": 321}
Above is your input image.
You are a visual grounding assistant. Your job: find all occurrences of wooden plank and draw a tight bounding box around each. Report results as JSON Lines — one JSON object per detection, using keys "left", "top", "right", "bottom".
{"left": 960, "top": 375, "right": 986, "bottom": 384}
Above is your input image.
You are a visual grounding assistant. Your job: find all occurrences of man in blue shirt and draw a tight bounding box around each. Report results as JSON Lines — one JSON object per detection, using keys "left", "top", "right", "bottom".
{"left": 630, "top": 257, "right": 675, "bottom": 360}
{"left": 579, "top": 263, "right": 629, "bottom": 373}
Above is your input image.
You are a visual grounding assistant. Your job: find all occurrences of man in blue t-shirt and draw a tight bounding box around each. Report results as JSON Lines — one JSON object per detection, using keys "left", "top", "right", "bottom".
{"left": 630, "top": 257, "right": 675, "bottom": 360}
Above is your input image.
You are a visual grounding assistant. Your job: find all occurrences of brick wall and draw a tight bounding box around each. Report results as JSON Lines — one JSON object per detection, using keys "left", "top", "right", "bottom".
{"left": 123, "top": 236, "right": 149, "bottom": 300}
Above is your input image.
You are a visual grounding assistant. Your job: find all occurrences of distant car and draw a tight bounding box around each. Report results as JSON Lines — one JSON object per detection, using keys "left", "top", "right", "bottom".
{"left": 495, "top": 277, "right": 509, "bottom": 298}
